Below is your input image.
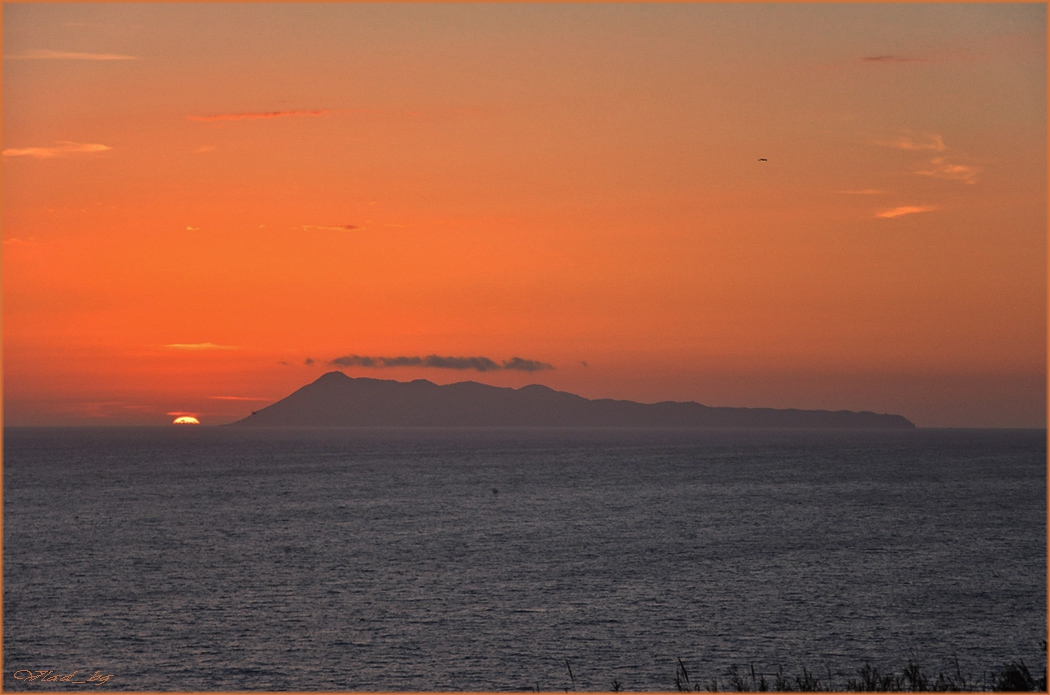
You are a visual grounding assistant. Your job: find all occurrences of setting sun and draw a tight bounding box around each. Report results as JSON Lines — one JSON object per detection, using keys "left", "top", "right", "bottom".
{"left": 172, "top": 416, "right": 201, "bottom": 425}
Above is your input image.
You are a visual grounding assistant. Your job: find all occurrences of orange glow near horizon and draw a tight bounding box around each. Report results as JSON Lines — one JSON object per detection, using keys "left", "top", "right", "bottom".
{"left": 3, "top": 3, "right": 1046, "bottom": 428}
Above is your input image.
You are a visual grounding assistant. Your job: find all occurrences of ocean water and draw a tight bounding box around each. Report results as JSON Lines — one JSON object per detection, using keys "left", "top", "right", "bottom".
{"left": 3, "top": 427, "right": 1045, "bottom": 691}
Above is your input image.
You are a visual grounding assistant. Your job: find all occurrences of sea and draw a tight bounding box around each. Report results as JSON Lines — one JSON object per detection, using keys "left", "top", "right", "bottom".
{"left": 3, "top": 426, "right": 1046, "bottom": 692}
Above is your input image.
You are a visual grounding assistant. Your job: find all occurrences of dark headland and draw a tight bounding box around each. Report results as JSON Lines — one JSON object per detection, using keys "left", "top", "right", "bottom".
{"left": 230, "top": 371, "right": 916, "bottom": 429}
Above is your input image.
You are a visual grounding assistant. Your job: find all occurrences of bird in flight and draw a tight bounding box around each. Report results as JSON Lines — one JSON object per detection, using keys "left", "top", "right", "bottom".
{"left": 757, "top": 158, "right": 768, "bottom": 162}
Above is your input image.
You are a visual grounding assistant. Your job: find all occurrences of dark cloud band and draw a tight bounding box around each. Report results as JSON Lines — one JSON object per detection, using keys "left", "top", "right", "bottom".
{"left": 330, "top": 354, "right": 553, "bottom": 372}
{"left": 501, "top": 357, "right": 554, "bottom": 372}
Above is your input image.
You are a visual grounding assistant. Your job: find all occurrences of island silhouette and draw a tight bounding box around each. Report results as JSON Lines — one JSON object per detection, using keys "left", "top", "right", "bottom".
{"left": 231, "top": 371, "right": 916, "bottom": 428}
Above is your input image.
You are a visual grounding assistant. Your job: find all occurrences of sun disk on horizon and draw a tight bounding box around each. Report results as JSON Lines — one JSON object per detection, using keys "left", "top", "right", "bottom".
{"left": 173, "top": 416, "right": 201, "bottom": 425}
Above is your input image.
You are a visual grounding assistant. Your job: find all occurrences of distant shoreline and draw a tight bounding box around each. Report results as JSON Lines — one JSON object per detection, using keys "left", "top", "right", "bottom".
{"left": 5, "top": 424, "right": 1049, "bottom": 432}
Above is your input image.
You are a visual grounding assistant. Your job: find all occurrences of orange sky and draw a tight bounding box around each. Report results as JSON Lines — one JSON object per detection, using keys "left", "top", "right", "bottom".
{"left": 3, "top": 3, "right": 1046, "bottom": 427}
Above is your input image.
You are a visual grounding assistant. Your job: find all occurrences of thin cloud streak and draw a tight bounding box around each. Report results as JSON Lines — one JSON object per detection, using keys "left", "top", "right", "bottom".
{"left": 876, "top": 133, "right": 946, "bottom": 152}
{"left": 5, "top": 49, "right": 141, "bottom": 61}
{"left": 862, "top": 55, "right": 927, "bottom": 63}
{"left": 209, "top": 396, "right": 271, "bottom": 401}
{"left": 164, "top": 343, "right": 239, "bottom": 350}
{"left": 915, "top": 158, "right": 981, "bottom": 185}
{"left": 330, "top": 354, "right": 554, "bottom": 372}
{"left": 875, "top": 205, "right": 941, "bottom": 219}
{"left": 300, "top": 224, "right": 359, "bottom": 232}
{"left": 189, "top": 109, "right": 329, "bottom": 122}
{"left": 2, "top": 142, "right": 111, "bottom": 158}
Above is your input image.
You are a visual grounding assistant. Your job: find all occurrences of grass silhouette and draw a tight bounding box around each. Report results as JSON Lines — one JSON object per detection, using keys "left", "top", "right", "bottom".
{"left": 668, "top": 651, "right": 1047, "bottom": 692}
{"left": 530, "top": 644, "right": 1047, "bottom": 691}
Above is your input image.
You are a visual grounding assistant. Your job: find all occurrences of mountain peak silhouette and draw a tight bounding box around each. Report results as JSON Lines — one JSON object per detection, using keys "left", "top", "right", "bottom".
{"left": 230, "top": 372, "right": 916, "bottom": 429}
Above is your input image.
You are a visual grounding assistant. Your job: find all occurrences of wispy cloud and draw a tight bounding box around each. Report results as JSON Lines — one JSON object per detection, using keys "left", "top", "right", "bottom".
{"left": 330, "top": 354, "right": 554, "bottom": 372}
{"left": 188, "top": 109, "right": 329, "bottom": 123}
{"left": 300, "top": 224, "right": 360, "bottom": 232}
{"left": 5, "top": 49, "right": 140, "bottom": 61}
{"left": 2, "top": 141, "right": 111, "bottom": 159}
{"left": 915, "top": 157, "right": 981, "bottom": 185}
{"left": 61, "top": 401, "right": 153, "bottom": 419}
{"left": 209, "top": 396, "right": 271, "bottom": 401}
{"left": 164, "top": 342, "right": 238, "bottom": 350}
{"left": 876, "top": 133, "right": 946, "bottom": 152}
{"left": 862, "top": 55, "right": 927, "bottom": 64}
{"left": 838, "top": 188, "right": 886, "bottom": 195}
{"left": 872, "top": 132, "right": 981, "bottom": 185}
{"left": 875, "top": 205, "right": 941, "bottom": 219}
